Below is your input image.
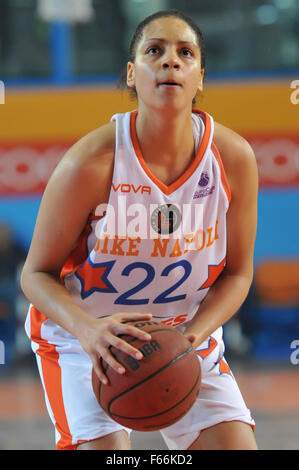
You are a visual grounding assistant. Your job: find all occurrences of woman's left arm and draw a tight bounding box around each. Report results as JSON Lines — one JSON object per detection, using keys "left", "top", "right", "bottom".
{"left": 184, "top": 131, "right": 259, "bottom": 348}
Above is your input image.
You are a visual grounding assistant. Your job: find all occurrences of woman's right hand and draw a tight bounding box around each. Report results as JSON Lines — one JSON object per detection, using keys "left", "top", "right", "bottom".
{"left": 76, "top": 312, "right": 153, "bottom": 384}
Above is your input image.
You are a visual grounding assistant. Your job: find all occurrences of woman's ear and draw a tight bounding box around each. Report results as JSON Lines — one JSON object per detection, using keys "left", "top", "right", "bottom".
{"left": 197, "top": 68, "right": 205, "bottom": 93}
{"left": 127, "top": 62, "right": 136, "bottom": 88}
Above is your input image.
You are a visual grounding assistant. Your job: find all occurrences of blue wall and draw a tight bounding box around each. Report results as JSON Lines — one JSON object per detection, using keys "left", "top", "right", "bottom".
{"left": 255, "top": 189, "right": 299, "bottom": 262}
{"left": 0, "top": 196, "right": 41, "bottom": 249}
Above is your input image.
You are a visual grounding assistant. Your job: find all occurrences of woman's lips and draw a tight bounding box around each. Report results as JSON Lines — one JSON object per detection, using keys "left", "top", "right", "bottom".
{"left": 158, "top": 81, "right": 182, "bottom": 87}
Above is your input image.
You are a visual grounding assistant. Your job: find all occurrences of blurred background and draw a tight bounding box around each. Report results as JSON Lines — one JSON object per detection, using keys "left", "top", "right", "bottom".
{"left": 0, "top": 0, "right": 298, "bottom": 450}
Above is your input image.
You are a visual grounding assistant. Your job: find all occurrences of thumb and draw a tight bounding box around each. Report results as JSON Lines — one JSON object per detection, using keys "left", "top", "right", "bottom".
{"left": 185, "top": 333, "right": 197, "bottom": 345}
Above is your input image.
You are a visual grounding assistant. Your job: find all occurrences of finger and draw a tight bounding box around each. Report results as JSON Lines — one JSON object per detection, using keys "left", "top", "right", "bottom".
{"left": 109, "top": 334, "right": 145, "bottom": 361}
{"left": 185, "top": 334, "right": 197, "bottom": 346}
{"left": 100, "top": 345, "right": 127, "bottom": 375}
{"left": 91, "top": 354, "right": 109, "bottom": 385}
{"left": 186, "top": 334, "right": 196, "bottom": 342}
{"left": 117, "top": 312, "right": 153, "bottom": 323}
{"left": 116, "top": 323, "right": 151, "bottom": 342}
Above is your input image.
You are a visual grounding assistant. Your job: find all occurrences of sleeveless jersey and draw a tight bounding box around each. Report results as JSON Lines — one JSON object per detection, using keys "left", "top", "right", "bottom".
{"left": 25, "top": 109, "right": 231, "bottom": 346}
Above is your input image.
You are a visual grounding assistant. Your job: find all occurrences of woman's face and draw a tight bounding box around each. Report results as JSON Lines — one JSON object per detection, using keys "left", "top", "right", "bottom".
{"left": 127, "top": 17, "right": 204, "bottom": 112}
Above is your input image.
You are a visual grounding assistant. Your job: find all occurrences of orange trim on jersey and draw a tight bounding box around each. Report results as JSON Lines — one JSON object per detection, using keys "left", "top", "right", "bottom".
{"left": 129, "top": 109, "right": 212, "bottom": 196}
{"left": 29, "top": 305, "right": 75, "bottom": 450}
{"left": 211, "top": 142, "right": 231, "bottom": 205}
{"left": 60, "top": 213, "right": 104, "bottom": 281}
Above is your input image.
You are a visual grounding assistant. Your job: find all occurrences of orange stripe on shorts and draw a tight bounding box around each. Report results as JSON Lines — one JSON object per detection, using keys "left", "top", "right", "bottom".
{"left": 30, "top": 305, "right": 75, "bottom": 450}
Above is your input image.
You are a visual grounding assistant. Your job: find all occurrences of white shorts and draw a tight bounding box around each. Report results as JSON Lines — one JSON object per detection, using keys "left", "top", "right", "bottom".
{"left": 30, "top": 325, "right": 255, "bottom": 450}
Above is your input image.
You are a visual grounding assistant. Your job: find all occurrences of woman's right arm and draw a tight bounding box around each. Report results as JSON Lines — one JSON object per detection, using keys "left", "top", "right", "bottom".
{"left": 21, "top": 123, "right": 152, "bottom": 384}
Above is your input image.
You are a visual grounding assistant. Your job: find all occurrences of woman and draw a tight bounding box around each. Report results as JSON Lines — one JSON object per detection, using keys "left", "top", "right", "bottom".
{"left": 21, "top": 10, "right": 258, "bottom": 450}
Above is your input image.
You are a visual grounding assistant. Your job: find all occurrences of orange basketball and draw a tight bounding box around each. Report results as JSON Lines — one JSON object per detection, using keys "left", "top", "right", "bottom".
{"left": 92, "top": 321, "right": 201, "bottom": 431}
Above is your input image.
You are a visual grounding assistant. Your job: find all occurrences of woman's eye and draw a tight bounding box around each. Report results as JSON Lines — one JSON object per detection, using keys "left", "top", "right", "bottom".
{"left": 181, "top": 48, "right": 192, "bottom": 56}
{"left": 147, "top": 46, "right": 160, "bottom": 55}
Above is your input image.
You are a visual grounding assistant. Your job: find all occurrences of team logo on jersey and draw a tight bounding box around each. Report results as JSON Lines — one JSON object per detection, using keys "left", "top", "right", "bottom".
{"left": 198, "top": 172, "right": 210, "bottom": 187}
{"left": 193, "top": 172, "right": 215, "bottom": 199}
{"left": 193, "top": 185, "right": 215, "bottom": 199}
{"left": 193, "top": 172, "right": 214, "bottom": 199}
{"left": 151, "top": 204, "right": 181, "bottom": 234}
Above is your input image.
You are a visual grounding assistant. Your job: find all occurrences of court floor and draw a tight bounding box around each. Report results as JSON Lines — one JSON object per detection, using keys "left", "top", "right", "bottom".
{"left": 0, "top": 354, "right": 298, "bottom": 450}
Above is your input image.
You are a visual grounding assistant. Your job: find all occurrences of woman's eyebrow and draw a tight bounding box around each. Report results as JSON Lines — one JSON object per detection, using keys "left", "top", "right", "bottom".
{"left": 144, "top": 38, "right": 197, "bottom": 46}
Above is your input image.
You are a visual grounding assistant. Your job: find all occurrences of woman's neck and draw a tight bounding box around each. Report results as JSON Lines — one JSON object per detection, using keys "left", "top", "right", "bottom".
{"left": 135, "top": 106, "right": 195, "bottom": 166}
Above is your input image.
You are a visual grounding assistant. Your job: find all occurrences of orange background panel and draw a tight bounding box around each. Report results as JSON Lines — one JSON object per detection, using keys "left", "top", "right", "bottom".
{"left": 1, "top": 79, "right": 298, "bottom": 142}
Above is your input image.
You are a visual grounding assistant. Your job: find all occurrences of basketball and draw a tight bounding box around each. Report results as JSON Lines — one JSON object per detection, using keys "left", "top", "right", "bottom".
{"left": 92, "top": 321, "right": 201, "bottom": 431}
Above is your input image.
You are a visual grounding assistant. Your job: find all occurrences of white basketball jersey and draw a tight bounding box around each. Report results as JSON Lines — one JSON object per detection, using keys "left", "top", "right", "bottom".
{"left": 25, "top": 109, "right": 231, "bottom": 345}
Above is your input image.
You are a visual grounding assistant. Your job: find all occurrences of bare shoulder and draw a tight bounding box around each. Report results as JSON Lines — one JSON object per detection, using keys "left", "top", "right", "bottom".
{"left": 213, "top": 121, "right": 258, "bottom": 196}
{"left": 52, "top": 121, "right": 116, "bottom": 208}
{"left": 61, "top": 121, "right": 115, "bottom": 175}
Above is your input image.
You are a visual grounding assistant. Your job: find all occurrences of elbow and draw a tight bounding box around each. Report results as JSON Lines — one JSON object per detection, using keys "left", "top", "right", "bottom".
{"left": 247, "top": 264, "right": 255, "bottom": 287}
{"left": 224, "top": 265, "right": 254, "bottom": 295}
{"left": 240, "top": 269, "right": 254, "bottom": 292}
{"left": 20, "top": 263, "right": 33, "bottom": 298}
{"left": 20, "top": 265, "right": 28, "bottom": 296}
{"left": 225, "top": 264, "right": 254, "bottom": 283}
{"left": 242, "top": 269, "right": 254, "bottom": 299}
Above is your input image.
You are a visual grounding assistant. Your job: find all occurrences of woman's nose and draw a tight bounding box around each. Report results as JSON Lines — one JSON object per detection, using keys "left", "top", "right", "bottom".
{"left": 162, "top": 61, "right": 180, "bottom": 70}
{"left": 162, "top": 50, "right": 180, "bottom": 70}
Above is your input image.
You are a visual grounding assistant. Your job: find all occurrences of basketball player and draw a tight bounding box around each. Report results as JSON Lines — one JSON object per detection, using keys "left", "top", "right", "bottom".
{"left": 21, "top": 10, "right": 258, "bottom": 450}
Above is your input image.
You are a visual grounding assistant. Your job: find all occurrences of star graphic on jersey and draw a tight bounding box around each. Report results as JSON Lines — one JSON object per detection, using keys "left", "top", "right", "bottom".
{"left": 214, "top": 355, "right": 232, "bottom": 376}
{"left": 196, "top": 336, "right": 218, "bottom": 360}
{"left": 218, "top": 357, "right": 232, "bottom": 376}
{"left": 75, "top": 257, "right": 118, "bottom": 299}
{"left": 197, "top": 258, "right": 226, "bottom": 291}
